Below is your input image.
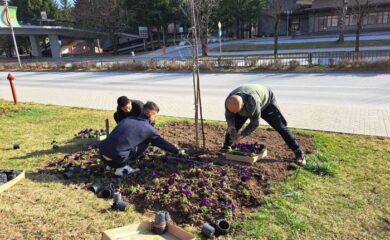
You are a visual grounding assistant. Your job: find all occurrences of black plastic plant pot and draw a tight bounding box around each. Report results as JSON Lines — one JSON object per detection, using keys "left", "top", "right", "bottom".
{"left": 89, "top": 183, "right": 103, "bottom": 194}
{"left": 101, "top": 184, "right": 115, "bottom": 199}
{"left": 0, "top": 173, "right": 8, "bottom": 184}
{"left": 152, "top": 211, "right": 168, "bottom": 235}
{"left": 165, "top": 211, "right": 173, "bottom": 224}
{"left": 151, "top": 224, "right": 167, "bottom": 235}
{"left": 216, "top": 219, "right": 230, "bottom": 235}
{"left": 113, "top": 192, "right": 122, "bottom": 203}
{"left": 13, "top": 144, "right": 20, "bottom": 150}
{"left": 63, "top": 171, "right": 74, "bottom": 180}
{"left": 112, "top": 199, "right": 129, "bottom": 212}
{"left": 201, "top": 223, "right": 216, "bottom": 239}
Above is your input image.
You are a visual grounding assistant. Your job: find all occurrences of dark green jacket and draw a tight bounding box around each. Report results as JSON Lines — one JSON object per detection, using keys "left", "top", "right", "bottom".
{"left": 225, "top": 84, "right": 274, "bottom": 137}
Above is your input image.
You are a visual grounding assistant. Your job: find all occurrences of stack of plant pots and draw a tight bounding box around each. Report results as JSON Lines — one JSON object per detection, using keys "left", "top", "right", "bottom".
{"left": 201, "top": 219, "right": 231, "bottom": 238}
{"left": 152, "top": 211, "right": 173, "bottom": 235}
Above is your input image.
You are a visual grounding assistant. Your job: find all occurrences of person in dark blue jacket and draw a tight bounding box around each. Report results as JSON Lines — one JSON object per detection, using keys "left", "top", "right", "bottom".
{"left": 99, "top": 101, "right": 184, "bottom": 175}
{"left": 113, "top": 96, "right": 144, "bottom": 124}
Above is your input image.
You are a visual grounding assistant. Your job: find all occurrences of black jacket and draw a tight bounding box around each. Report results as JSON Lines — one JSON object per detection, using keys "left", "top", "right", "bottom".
{"left": 99, "top": 115, "right": 178, "bottom": 162}
{"left": 113, "top": 100, "right": 144, "bottom": 123}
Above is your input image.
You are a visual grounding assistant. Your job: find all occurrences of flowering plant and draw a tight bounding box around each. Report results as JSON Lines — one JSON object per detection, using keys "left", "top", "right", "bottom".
{"left": 75, "top": 128, "right": 106, "bottom": 139}
{"left": 231, "top": 143, "right": 266, "bottom": 156}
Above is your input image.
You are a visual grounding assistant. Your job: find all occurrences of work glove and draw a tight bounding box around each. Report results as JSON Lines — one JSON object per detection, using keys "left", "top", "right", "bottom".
{"left": 178, "top": 149, "right": 189, "bottom": 159}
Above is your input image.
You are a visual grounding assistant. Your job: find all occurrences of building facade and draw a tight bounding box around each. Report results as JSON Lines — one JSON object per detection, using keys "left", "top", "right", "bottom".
{"left": 260, "top": 0, "right": 390, "bottom": 36}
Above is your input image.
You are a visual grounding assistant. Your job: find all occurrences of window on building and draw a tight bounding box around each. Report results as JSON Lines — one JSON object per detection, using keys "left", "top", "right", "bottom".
{"left": 367, "top": 12, "right": 380, "bottom": 25}
{"left": 291, "top": 18, "right": 300, "bottom": 32}
{"left": 384, "top": 12, "right": 389, "bottom": 24}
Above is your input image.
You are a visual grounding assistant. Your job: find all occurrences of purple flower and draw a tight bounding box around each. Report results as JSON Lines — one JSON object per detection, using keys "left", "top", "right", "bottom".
{"left": 224, "top": 200, "right": 233, "bottom": 207}
{"left": 163, "top": 185, "right": 170, "bottom": 194}
{"left": 203, "top": 178, "right": 209, "bottom": 184}
{"left": 241, "top": 175, "right": 251, "bottom": 182}
{"left": 168, "top": 177, "right": 176, "bottom": 185}
{"left": 151, "top": 170, "right": 159, "bottom": 178}
{"left": 201, "top": 198, "right": 211, "bottom": 207}
{"left": 74, "top": 155, "right": 80, "bottom": 160}
{"left": 224, "top": 188, "right": 233, "bottom": 194}
{"left": 221, "top": 171, "right": 227, "bottom": 177}
{"left": 220, "top": 180, "right": 228, "bottom": 188}
{"left": 205, "top": 165, "right": 213, "bottom": 171}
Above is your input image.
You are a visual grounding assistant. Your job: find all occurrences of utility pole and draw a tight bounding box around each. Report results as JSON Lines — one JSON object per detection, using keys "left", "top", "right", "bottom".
{"left": 3, "top": 0, "right": 21, "bottom": 68}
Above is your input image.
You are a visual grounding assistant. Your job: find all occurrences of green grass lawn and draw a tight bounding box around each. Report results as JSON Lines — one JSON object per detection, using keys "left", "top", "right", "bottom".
{"left": 210, "top": 39, "right": 390, "bottom": 52}
{"left": 0, "top": 99, "right": 389, "bottom": 239}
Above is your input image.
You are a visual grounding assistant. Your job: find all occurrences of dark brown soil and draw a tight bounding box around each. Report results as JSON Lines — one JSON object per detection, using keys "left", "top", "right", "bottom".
{"left": 42, "top": 122, "right": 315, "bottom": 228}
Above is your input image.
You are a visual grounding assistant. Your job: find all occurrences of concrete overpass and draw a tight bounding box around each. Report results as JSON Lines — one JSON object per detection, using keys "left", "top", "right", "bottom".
{"left": 0, "top": 25, "right": 116, "bottom": 59}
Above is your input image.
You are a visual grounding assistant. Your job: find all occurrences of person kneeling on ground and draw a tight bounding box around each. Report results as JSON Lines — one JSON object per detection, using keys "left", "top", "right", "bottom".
{"left": 223, "top": 84, "right": 306, "bottom": 166}
{"left": 99, "top": 101, "right": 185, "bottom": 176}
{"left": 113, "top": 96, "right": 144, "bottom": 123}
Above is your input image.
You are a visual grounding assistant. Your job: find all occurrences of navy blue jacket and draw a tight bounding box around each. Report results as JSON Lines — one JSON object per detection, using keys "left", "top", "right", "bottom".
{"left": 99, "top": 115, "right": 178, "bottom": 162}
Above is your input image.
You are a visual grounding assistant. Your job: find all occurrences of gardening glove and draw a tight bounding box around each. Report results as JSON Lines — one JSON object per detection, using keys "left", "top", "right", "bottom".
{"left": 178, "top": 149, "right": 188, "bottom": 158}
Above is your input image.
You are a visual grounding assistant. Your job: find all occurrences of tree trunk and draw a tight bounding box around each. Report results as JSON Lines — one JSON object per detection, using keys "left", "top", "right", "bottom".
{"left": 249, "top": 21, "right": 252, "bottom": 38}
{"left": 338, "top": 1, "right": 347, "bottom": 43}
{"left": 163, "top": 26, "right": 168, "bottom": 46}
{"left": 274, "top": 15, "right": 280, "bottom": 55}
{"left": 157, "top": 27, "right": 161, "bottom": 47}
{"left": 355, "top": 22, "right": 361, "bottom": 52}
{"left": 200, "top": 18, "right": 209, "bottom": 56}
{"left": 110, "top": 33, "right": 118, "bottom": 55}
{"left": 173, "top": 22, "right": 177, "bottom": 41}
{"left": 235, "top": 18, "right": 240, "bottom": 39}
{"left": 148, "top": 26, "right": 155, "bottom": 51}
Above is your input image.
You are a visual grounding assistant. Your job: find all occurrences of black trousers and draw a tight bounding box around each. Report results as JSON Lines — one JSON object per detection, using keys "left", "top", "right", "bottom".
{"left": 100, "top": 140, "right": 150, "bottom": 168}
{"left": 224, "top": 103, "right": 300, "bottom": 151}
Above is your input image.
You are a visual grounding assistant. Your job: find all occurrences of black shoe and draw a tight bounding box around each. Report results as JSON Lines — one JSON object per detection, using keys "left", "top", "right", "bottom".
{"left": 294, "top": 149, "right": 306, "bottom": 166}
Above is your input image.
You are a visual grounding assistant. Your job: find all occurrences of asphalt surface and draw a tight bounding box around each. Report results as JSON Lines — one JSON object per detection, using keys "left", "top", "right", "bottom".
{"left": 1, "top": 72, "right": 389, "bottom": 137}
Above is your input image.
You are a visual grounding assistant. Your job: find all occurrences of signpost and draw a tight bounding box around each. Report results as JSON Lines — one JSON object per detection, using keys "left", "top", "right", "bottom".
{"left": 138, "top": 26, "right": 148, "bottom": 52}
{"left": 218, "top": 21, "right": 222, "bottom": 55}
{"left": 1, "top": 1, "right": 21, "bottom": 68}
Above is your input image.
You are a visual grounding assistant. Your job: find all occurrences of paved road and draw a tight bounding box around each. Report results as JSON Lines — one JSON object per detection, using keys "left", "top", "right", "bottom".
{"left": 1, "top": 72, "right": 389, "bottom": 137}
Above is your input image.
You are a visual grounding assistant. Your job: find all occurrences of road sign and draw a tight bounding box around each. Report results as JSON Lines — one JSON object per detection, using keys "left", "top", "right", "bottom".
{"left": 138, "top": 26, "right": 148, "bottom": 39}
{"left": 40, "top": 11, "right": 47, "bottom": 20}
{"left": 218, "top": 21, "right": 221, "bottom": 29}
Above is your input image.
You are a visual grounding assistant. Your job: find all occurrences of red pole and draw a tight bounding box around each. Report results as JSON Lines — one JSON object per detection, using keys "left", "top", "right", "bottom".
{"left": 7, "top": 73, "right": 18, "bottom": 104}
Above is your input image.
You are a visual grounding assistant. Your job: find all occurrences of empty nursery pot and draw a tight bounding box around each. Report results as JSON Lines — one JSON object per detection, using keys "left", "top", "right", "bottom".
{"left": 13, "top": 144, "right": 20, "bottom": 150}
{"left": 89, "top": 183, "right": 103, "bottom": 194}
{"left": 201, "top": 223, "right": 216, "bottom": 239}
{"left": 101, "top": 184, "right": 115, "bottom": 199}
{"left": 112, "top": 199, "right": 129, "bottom": 211}
{"left": 152, "top": 211, "right": 168, "bottom": 235}
{"left": 113, "top": 192, "right": 122, "bottom": 203}
{"left": 216, "top": 219, "right": 231, "bottom": 235}
{"left": 63, "top": 171, "right": 74, "bottom": 180}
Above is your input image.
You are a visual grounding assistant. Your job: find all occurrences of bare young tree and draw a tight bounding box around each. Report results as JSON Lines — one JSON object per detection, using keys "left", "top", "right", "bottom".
{"left": 267, "top": 0, "right": 284, "bottom": 55}
{"left": 183, "top": 0, "right": 221, "bottom": 56}
{"left": 350, "top": 0, "right": 372, "bottom": 51}
{"left": 336, "top": 0, "right": 349, "bottom": 42}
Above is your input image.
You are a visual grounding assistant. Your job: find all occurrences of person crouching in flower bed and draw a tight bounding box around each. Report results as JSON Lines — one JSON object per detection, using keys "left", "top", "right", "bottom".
{"left": 99, "top": 101, "right": 186, "bottom": 176}
{"left": 223, "top": 84, "right": 306, "bottom": 166}
{"left": 113, "top": 96, "right": 144, "bottom": 123}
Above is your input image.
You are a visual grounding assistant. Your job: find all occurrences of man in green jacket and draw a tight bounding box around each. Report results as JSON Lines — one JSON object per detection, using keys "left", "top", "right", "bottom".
{"left": 224, "top": 84, "right": 306, "bottom": 166}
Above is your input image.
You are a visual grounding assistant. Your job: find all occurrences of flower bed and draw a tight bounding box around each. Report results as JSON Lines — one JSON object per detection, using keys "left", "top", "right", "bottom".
{"left": 43, "top": 122, "right": 315, "bottom": 228}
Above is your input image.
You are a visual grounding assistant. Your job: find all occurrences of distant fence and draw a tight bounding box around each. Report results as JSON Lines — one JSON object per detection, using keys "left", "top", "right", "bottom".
{"left": 128, "top": 50, "right": 390, "bottom": 68}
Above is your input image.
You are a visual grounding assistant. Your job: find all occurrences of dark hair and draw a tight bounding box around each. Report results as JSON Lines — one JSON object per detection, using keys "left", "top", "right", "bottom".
{"left": 143, "top": 101, "right": 160, "bottom": 114}
{"left": 117, "top": 96, "right": 130, "bottom": 107}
